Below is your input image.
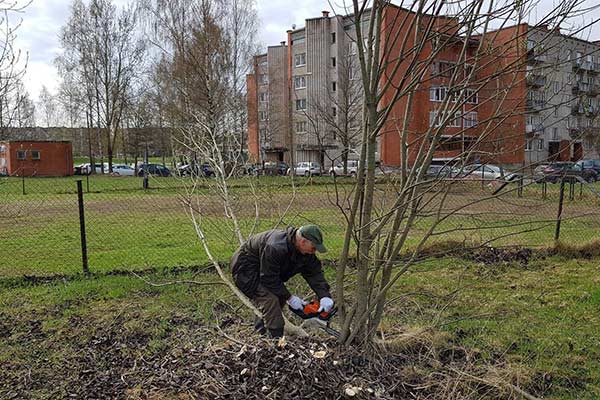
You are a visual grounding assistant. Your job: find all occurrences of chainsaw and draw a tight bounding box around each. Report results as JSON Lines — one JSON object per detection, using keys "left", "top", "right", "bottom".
{"left": 288, "top": 300, "right": 340, "bottom": 338}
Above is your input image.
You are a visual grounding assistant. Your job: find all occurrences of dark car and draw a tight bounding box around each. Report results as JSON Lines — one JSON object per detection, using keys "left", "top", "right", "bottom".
{"left": 251, "top": 161, "right": 289, "bottom": 176}
{"left": 263, "top": 161, "right": 289, "bottom": 176}
{"left": 137, "top": 163, "right": 171, "bottom": 177}
{"left": 575, "top": 159, "right": 600, "bottom": 174}
{"left": 177, "top": 163, "right": 215, "bottom": 177}
{"left": 534, "top": 162, "right": 597, "bottom": 183}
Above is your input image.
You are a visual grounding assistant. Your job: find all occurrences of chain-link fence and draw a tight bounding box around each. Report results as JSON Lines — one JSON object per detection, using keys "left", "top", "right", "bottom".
{"left": 2, "top": 172, "right": 600, "bottom": 279}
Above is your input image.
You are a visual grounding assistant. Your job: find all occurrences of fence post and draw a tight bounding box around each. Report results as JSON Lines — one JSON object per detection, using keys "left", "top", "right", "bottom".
{"left": 76, "top": 180, "right": 89, "bottom": 275}
{"left": 542, "top": 180, "right": 547, "bottom": 199}
{"left": 518, "top": 176, "right": 523, "bottom": 197}
{"left": 554, "top": 178, "right": 566, "bottom": 243}
{"left": 86, "top": 173, "right": 90, "bottom": 193}
{"left": 21, "top": 173, "right": 25, "bottom": 195}
{"left": 569, "top": 179, "right": 575, "bottom": 201}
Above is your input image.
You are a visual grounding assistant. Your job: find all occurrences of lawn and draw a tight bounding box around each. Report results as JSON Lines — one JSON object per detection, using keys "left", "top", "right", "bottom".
{"left": 0, "top": 253, "right": 598, "bottom": 399}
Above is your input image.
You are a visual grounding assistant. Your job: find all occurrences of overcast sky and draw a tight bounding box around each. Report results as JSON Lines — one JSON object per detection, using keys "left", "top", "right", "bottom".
{"left": 11, "top": 0, "right": 600, "bottom": 100}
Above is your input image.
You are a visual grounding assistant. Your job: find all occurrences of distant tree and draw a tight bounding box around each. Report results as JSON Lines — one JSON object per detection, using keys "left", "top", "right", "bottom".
{"left": 58, "top": 0, "right": 147, "bottom": 172}
{"left": 0, "top": 1, "right": 29, "bottom": 139}
{"left": 37, "top": 85, "right": 58, "bottom": 128}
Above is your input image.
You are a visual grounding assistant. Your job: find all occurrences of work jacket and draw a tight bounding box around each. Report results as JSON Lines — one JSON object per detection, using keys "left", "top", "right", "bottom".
{"left": 231, "top": 227, "right": 331, "bottom": 301}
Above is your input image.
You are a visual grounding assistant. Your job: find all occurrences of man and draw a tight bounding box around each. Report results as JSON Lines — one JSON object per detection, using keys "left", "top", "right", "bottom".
{"left": 231, "top": 225, "right": 334, "bottom": 338}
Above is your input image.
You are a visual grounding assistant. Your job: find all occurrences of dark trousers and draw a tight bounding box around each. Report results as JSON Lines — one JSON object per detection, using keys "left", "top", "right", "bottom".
{"left": 252, "top": 284, "right": 285, "bottom": 336}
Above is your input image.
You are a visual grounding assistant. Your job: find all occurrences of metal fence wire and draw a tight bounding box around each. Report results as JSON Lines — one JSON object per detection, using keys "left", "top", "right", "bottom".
{"left": 2, "top": 173, "right": 600, "bottom": 278}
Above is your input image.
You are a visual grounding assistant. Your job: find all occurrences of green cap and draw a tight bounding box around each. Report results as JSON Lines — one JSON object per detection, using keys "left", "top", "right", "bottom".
{"left": 300, "top": 225, "right": 327, "bottom": 253}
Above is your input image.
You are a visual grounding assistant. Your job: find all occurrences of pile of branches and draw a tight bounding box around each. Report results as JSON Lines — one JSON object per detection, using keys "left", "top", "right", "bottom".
{"left": 1, "top": 319, "right": 541, "bottom": 399}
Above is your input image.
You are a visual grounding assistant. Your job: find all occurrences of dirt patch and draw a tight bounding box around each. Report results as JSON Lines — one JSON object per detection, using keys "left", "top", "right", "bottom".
{"left": 0, "top": 313, "right": 541, "bottom": 400}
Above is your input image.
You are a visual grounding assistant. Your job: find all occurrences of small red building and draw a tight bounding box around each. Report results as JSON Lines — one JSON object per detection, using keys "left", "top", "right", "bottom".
{"left": 0, "top": 141, "right": 73, "bottom": 177}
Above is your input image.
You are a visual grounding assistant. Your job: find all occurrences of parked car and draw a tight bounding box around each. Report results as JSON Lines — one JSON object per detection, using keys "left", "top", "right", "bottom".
{"left": 177, "top": 163, "right": 215, "bottom": 177}
{"left": 534, "top": 161, "right": 598, "bottom": 183}
{"left": 137, "top": 163, "right": 171, "bottom": 177}
{"left": 329, "top": 160, "right": 359, "bottom": 177}
{"left": 110, "top": 164, "right": 135, "bottom": 176}
{"left": 252, "top": 161, "right": 289, "bottom": 176}
{"left": 575, "top": 159, "right": 600, "bottom": 174}
{"left": 289, "top": 161, "right": 321, "bottom": 176}
{"left": 77, "top": 163, "right": 105, "bottom": 175}
{"left": 423, "top": 164, "right": 459, "bottom": 179}
{"left": 460, "top": 164, "right": 520, "bottom": 181}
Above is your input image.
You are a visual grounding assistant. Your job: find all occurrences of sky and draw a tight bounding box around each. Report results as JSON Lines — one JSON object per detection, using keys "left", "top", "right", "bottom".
{"left": 10, "top": 0, "right": 600, "bottom": 101}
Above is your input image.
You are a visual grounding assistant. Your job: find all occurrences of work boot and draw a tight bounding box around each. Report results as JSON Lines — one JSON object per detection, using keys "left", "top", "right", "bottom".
{"left": 268, "top": 327, "right": 284, "bottom": 339}
{"left": 254, "top": 317, "right": 267, "bottom": 335}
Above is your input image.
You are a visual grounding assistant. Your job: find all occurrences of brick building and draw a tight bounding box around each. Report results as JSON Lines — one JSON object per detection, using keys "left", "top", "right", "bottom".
{"left": 247, "top": 5, "right": 600, "bottom": 169}
{"left": 0, "top": 141, "right": 74, "bottom": 177}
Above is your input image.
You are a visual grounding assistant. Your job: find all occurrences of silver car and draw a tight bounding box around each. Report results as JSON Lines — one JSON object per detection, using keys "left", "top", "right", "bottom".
{"left": 291, "top": 161, "right": 321, "bottom": 176}
{"left": 329, "top": 160, "right": 359, "bottom": 177}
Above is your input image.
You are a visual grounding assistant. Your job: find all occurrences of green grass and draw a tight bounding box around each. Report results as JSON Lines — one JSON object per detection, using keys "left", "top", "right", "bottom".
{"left": 0, "top": 256, "right": 598, "bottom": 398}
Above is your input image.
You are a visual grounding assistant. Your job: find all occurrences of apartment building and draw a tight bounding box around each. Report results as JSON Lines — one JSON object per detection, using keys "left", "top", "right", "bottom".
{"left": 247, "top": 10, "right": 366, "bottom": 168}
{"left": 248, "top": 5, "right": 600, "bottom": 169}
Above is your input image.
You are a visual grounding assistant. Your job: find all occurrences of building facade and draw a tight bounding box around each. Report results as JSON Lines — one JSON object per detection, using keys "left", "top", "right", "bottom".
{"left": 0, "top": 141, "right": 74, "bottom": 177}
{"left": 247, "top": 6, "right": 600, "bottom": 169}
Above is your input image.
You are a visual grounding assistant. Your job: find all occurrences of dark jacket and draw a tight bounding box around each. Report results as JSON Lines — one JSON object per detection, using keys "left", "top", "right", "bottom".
{"left": 231, "top": 227, "right": 331, "bottom": 301}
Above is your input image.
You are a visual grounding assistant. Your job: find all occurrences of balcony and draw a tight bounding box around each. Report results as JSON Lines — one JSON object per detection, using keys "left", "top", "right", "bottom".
{"left": 527, "top": 49, "right": 546, "bottom": 64}
{"left": 571, "top": 104, "right": 585, "bottom": 115}
{"left": 572, "top": 83, "right": 590, "bottom": 95}
{"left": 589, "top": 63, "right": 600, "bottom": 74}
{"left": 588, "top": 84, "right": 600, "bottom": 97}
{"left": 526, "top": 73, "right": 546, "bottom": 87}
{"left": 525, "top": 123, "right": 544, "bottom": 135}
{"left": 526, "top": 99, "right": 544, "bottom": 112}
{"left": 586, "top": 106, "right": 598, "bottom": 118}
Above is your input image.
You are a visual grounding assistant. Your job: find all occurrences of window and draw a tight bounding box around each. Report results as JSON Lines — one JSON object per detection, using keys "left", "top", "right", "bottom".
{"left": 259, "top": 111, "right": 267, "bottom": 121}
{"left": 554, "top": 106, "right": 558, "bottom": 117}
{"left": 525, "top": 139, "right": 532, "bottom": 151}
{"left": 429, "top": 111, "right": 461, "bottom": 127}
{"left": 259, "top": 92, "right": 268, "bottom": 102}
{"left": 552, "top": 127, "right": 559, "bottom": 140}
{"left": 331, "top": 32, "right": 336, "bottom": 44}
{"left": 296, "top": 121, "right": 307, "bottom": 133}
{"left": 295, "top": 53, "right": 306, "bottom": 67}
{"left": 431, "top": 61, "right": 455, "bottom": 77}
{"left": 463, "top": 112, "right": 478, "bottom": 128}
{"left": 332, "top": 107, "right": 337, "bottom": 117}
{"left": 31, "top": 150, "right": 40, "bottom": 160}
{"left": 331, "top": 57, "right": 336, "bottom": 67}
{"left": 260, "top": 74, "right": 268, "bottom": 85}
{"left": 349, "top": 66, "right": 355, "bottom": 80}
{"left": 430, "top": 87, "right": 447, "bottom": 102}
{"left": 332, "top": 82, "right": 337, "bottom": 92}
{"left": 294, "top": 76, "right": 306, "bottom": 89}
{"left": 296, "top": 98, "right": 307, "bottom": 111}
{"left": 17, "top": 150, "right": 26, "bottom": 160}
{"left": 537, "top": 138, "right": 544, "bottom": 151}
{"left": 465, "top": 89, "right": 478, "bottom": 104}
{"left": 259, "top": 128, "right": 267, "bottom": 137}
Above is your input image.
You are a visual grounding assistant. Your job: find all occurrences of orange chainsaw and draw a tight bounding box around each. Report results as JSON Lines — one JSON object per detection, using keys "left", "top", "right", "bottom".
{"left": 288, "top": 300, "right": 339, "bottom": 337}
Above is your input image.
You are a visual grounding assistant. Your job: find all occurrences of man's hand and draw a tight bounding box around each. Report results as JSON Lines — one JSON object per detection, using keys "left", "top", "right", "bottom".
{"left": 287, "top": 295, "right": 306, "bottom": 311}
{"left": 318, "top": 297, "right": 334, "bottom": 312}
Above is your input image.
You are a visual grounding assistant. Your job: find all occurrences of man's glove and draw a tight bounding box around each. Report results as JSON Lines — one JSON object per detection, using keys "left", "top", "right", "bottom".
{"left": 318, "top": 297, "right": 334, "bottom": 312}
{"left": 287, "top": 295, "right": 306, "bottom": 311}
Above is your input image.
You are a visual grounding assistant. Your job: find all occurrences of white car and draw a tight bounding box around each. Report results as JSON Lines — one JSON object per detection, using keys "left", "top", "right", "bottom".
{"left": 110, "top": 164, "right": 135, "bottom": 176}
{"left": 290, "top": 161, "right": 321, "bottom": 176}
{"left": 460, "top": 164, "right": 520, "bottom": 181}
{"left": 329, "top": 160, "right": 359, "bottom": 177}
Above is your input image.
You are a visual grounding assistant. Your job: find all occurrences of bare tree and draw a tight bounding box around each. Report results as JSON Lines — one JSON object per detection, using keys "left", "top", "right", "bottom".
{"left": 0, "top": 1, "right": 29, "bottom": 139}
{"left": 37, "top": 85, "right": 58, "bottom": 127}
{"left": 58, "top": 0, "right": 147, "bottom": 172}
{"left": 326, "top": 0, "right": 599, "bottom": 348}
